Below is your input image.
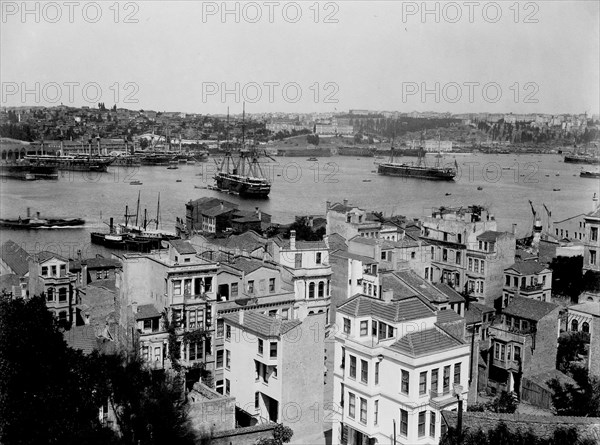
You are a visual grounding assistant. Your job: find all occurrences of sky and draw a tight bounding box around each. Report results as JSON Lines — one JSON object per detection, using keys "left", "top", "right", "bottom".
{"left": 1, "top": 1, "right": 599, "bottom": 115}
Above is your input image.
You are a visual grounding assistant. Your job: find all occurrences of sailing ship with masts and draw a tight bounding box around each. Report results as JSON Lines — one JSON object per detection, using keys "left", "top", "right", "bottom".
{"left": 213, "top": 105, "right": 273, "bottom": 198}
{"left": 24, "top": 138, "right": 115, "bottom": 172}
{"left": 377, "top": 134, "right": 457, "bottom": 181}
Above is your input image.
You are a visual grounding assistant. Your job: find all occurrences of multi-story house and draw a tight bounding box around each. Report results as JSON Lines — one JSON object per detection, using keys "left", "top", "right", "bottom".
{"left": 553, "top": 213, "right": 588, "bottom": 242}
{"left": 326, "top": 200, "right": 383, "bottom": 240}
{"left": 421, "top": 205, "right": 497, "bottom": 293}
{"left": 28, "top": 251, "right": 77, "bottom": 325}
{"left": 583, "top": 207, "right": 600, "bottom": 273}
{"left": 487, "top": 296, "right": 561, "bottom": 397}
{"left": 270, "top": 230, "right": 331, "bottom": 321}
{"left": 220, "top": 310, "right": 327, "bottom": 445}
{"left": 501, "top": 262, "right": 552, "bottom": 307}
{"left": 332, "top": 293, "right": 470, "bottom": 445}
{"left": 567, "top": 301, "right": 600, "bottom": 378}
{"left": 118, "top": 240, "right": 219, "bottom": 370}
{"left": 465, "top": 230, "right": 516, "bottom": 307}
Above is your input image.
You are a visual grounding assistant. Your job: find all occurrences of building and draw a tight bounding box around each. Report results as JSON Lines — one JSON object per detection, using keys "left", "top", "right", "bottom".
{"left": 220, "top": 311, "right": 327, "bottom": 444}
{"left": 421, "top": 205, "right": 498, "bottom": 293}
{"left": 332, "top": 293, "right": 470, "bottom": 444}
{"left": 465, "top": 230, "right": 516, "bottom": 307}
{"left": 28, "top": 251, "right": 78, "bottom": 325}
{"left": 583, "top": 207, "right": 600, "bottom": 273}
{"left": 487, "top": 297, "right": 561, "bottom": 397}
{"left": 502, "top": 262, "right": 552, "bottom": 307}
{"left": 553, "top": 213, "right": 588, "bottom": 242}
{"left": 184, "top": 197, "right": 239, "bottom": 234}
{"left": 326, "top": 200, "right": 383, "bottom": 240}
{"left": 118, "top": 240, "right": 219, "bottom": 370}
{"left": 69, "top": 256, "right": 122, "bottom": 287}
{"left": 423, "top": 140, "right": 452, "bottom": 152}
{"left": 567, "top": 301, "right": 600, "bottom": 378}
{"left": 464, "top": 302, "right": 496, "bottom": 400}
{"left": 0, "top": 240, "right": 30, "bottom": 277}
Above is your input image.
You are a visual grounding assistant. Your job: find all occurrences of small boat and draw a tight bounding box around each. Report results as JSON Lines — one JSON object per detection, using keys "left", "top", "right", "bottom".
{"left": 130, "top": 180, "right": 143, "bottom": 185}
{"left": 176, "top": 179, "right": 182, "bottom": 183}
{"left": 545, "top": 174, "right": 550, "bottom": 177}
{"left": 362, "top": 179, "right": 371, "bottom": 182}
{"left": 307, "top": 157, "right": 318, "bottom": 161}
{"left": 555, "top": 173, "right": 560, "bottom": 176}
{"left": 167, "top": 165, "right": 178, "bottom": 170}
{"left": 580, "top": 171, "right": 600, "bottom": 179}
{"left": 1, "top": 211, "right": 85, "bottom": 229}
{"left": 553, "top": 188, "right": 561, "bottom": 191}
{"left": 477, "top": 186, "right": 483, "bottom": 190}
{"left": 445, "top": 193, "right": 451, "bottom": 196}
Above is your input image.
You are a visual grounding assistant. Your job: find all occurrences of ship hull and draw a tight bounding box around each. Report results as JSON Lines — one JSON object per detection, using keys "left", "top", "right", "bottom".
{"left": 0, "top": 163, "right": 59, "bottom": 180}
{"left": 564, "top": 155, "right": 600, "bottom": 165}
{"left": 215, "top": 174, "right": 271, "bottom": 198}
{"left": 1, "top": 218, "right": 85, "bottom": 229}
{"left": 580, "top": 171, "right": 600, "bottom": 179}
{"left": 377, "top": 163, "right": 456, "bottom": 180}
{"left": 24, "top": 155, "right": 113, "bottom": 172}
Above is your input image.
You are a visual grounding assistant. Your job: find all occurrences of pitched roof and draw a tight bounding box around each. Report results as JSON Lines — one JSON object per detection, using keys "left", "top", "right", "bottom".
{"left": 502, "top": 296, "right": 559, "bottom": 321}
{"left": 386, "top": 270, "right": 450, "bottom": 304}
{"left": 569, "top": 301, "right": 600, "bottom": 317}
{"left": 434, "top": 283, "right": 466, "bottom": 304}
{"left": 436, "top": 309, "right": 464, "bottom": 324}
{"left": 274, "top": 236, "right": 328, "bottom": 251}
{"left": 328, "top": 202, "right": 355, "bottom": 213}
{"left": 70, "top": 257, "right": 121, "bottom": 271}
{"left": 332, "top": 250, "right": 378, "bottom": 264}
{"left": 228, "top": 256, "right": 277, "bottom": 274}
{"left": 327, "top": 233, "right": 348, "bottom": 252}
{"left": 505, "top": 261, "right": 548, "bottom": 275}
{"left": 170, "top": 240, "right": 197, "bottom": 255}
{"left": 477, "top": 231, "right": 508, "bottom": 242}
{"left": 135, "top": 304, "right": 162, "bottom": 320}
{"left": 465, "top": 302, "right": 495, "bottom": 325}
{"left": 35, "top": 251, "right": 66, "bottom": 263}
{"left": 390, "top": 326, "right": 464, "bottom": 357}
{"left": 337, "top": 295, "right": 435, "bottom": 323}
{"left": 63, "top": 325, "right": 98, "bottom": 354}
{"left": 0, "top": 240, "right": 30, "bottom": 276}
{"left": 222, "top": 311, "right": 302, "bottom": 337}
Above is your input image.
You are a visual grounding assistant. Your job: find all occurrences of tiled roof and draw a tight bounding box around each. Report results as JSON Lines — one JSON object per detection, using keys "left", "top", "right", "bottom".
{"left": 88, "top": 279, "right": 117, "bottom": 292}
{"left": 329, "top": 202, "right": 354, "bottom": 213}
{"left": 477, "top": 231, "right": 508, "bottom": 242}
{"left": 436, "top": 309, "right": 463, "bottom": 324}
{"left": 349, "top": 236, "right": 377, "bottom": 246}
{"left": 275, "top": 237, "right": 328, "bottom": 251}
{"left": 390, "top": 270, "right": 450, "bottom": 304}
{"left": 135, "top": 304, "right": 162, "bottom": 320}
{"left": 170, "top": 240, "right": 197, "bottom": 255}
{"left": 63, "top": 325, "right": 98, "bottom": 354}
{"left": 390, "top": 326, "right": 464, "bottom": 357}
{"left": 464, "top": 302, "right": 495, "bottom": 325}
{"left": 70, "top": 257, "right": 121, "bottom": 271}
{"left": 0, "top": 273, "right": 22, "bottom": 289}
{"left": 502, "top": 296, "right": 559, "bottom": 321}
{"left": 434, "top": 283, "right": 465, "bottom": 304}
{"left": 229, "top": 257, "right": 277, "bottom": 275}
{"left": 331, "top": 250, "right": 378, "bottom": 264}
{"left": 337, "top": 295, "right": 435, "bottom": 323}
{"left": 506, "top": 261, "right": 548, "bottom": 275}
{"left": 327, "top": 233, "right": 348, "bottom": 252}
{"left": 222, "top": 311, "right": 302, "bottom": 337}
{"left": 569, "top": 301, "right": 600, "bottom": 317}
{"left": 0, "top": 240, "right": 30, "bottom": 276}
{"left": 35, "top": 251, "right": 66, "bottom": 263}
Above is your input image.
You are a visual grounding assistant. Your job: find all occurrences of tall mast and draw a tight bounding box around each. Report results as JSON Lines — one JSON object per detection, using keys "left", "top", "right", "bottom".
{"left": 156, "top": 193, "right": 160, "bottom": 230}
{"left": 135, "top": 191, "right": 141, "bottom": 226}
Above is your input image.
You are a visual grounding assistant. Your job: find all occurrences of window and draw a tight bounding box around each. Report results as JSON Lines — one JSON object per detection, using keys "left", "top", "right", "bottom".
{"left": 269, "top": 310, "right": 277, "bottom": 317}
{"left": 374, "top": 400, "right": 379, "bottom": 425}
{"left": 258, "top": 339, "right": 264, "bottom": 355}
{"left": 225, "top": 379, "right": 230, "bottom": 395}
{"left": 225, "top": 350, "right": 231, "bottom": 369}
{"left": 360, "top": 320, "right": 368, "bottom": 336}
{"left": 215, "top": 380, "right": 223, "bottom": 394}
{"left": 255, "top": 392, "right": 260, "bottom": 409}
{"left": 495, "top": 343, "right": 506, "bottom": 361}
{"left": 189, "top": 341, "right": 202, "bottom": 361}
{"left": 216, "top": 319, "right": 224, "bottom": 338}
{"left": 51, "top": 265, "right": 57, "bottom": 276}
{"left": 231, "top": 282, "right": 238, "bottom": 297}
{"left": 308, "top": 282, "right": 315, "bottom": 298}
{"left": 142, "top": 346, "right": 149, "bottom": 361}
{"left": 188, "top": 310, "right": 196, "bottom": 329}
{"left": 513, "top": 277, "right": 518, "bottom": 287}
{"left": 216, "top": 350, "right": 223, "bottom": 368}
{"left": 248, "top": 280, "right": 255, "bottom": 294}
{"left": 418, "top": 411, "right": 426, "bottom": 437}
{"left": 456, "top": 251, "right": 461, "bottom": 265}
{"left": 474, "top": 259, "right": 479, "bottom": 273}
{"left": 443, "top": 366, "right": 450, "bottom": 394}
{"left": 401, "top": 370, "right": 409, "bottom": 394}
{"left": 400, "top": 409, "right": 408, "bottom": 436}
{"left": 381, "top": 251, "right": 387, "bottom": 260}
{"left": 591, "top": 250, "right": 597, "bottom": 266}
{"left": 348, "top": 393, "right": 356, "bottom": 418}
{"left": 419, "top": 371, "right": 427, "bottom": 395}
{"left": 41, "top": 266, "right": 48, "bottom": 276}
{"left": 57, "top": 287, "right": 67, "bottom": 302}
{"left": 58, "top": 311, "right": 67, "bottom": 323}
{"left": 514, "top": 345, "right": 522, "bottom": 361}
{"left": 592, "top": 227, "right": 598, "bottom": 241}
{"left": 96, "top": 271, "right": 102, "bottom": 279}
{"left": 431, "top": 368, "right": 439, "bottom": 394}
{"left": 316, "top": 252, "right": 322, "bottom": 264}
{"left": 361, "top": 360, "right": 368, "bottom": 384}
{"left": 225, "top": 324, "right": 231, "bottom": 340}
{"left": 349, "top": 356, "right": 356, "bottom": 378}
{"left": 184, "top": 279, "right": 192, "bottom": 295}
{"left": 282, "top": 309, "right": 289, "bottom": 320}
{"left": 294, "top": 253, "right": 302, "bottom": 268}
{"left": 468, "top": 258, "right": 473, "bottom": 271}
{"left": 269, "top": 278, "right": 275, "bottom": 292}
{"left": 430, "top": 411, "right": 436, "bottom": 437}
{"left": 583, "top": 322, "right": 590, "bottom": 333}
{"left": 46, "top": 288, "right": 54, "bottom": 301}
{"left": 173, "top": 280, "right": 181, "bottom": 295}
{"left": 360, "top": 398, "right": 367, "bottom": 424}
{"left": 204, "top": 277, "right": 213, "bottom": 293}
{"left": 481, "top": 260, "right": 485, "bottom": 274}
{"left": 343, "top": 318, "right": 351, "bottom": 334}
{"left": 443, "top": 249, "right": 448, "bottom": 261}
{"left": 375, "top": 361, "right": 380, "bottom": 385}
{"left": 454, "top": 363, "right": 461, "bottom": 385}
{"left": 571, "top": 319, "right": 579, "bottom": 331}
{"left": 318, "top": 281, "right": 325, "bottom": 298}
{"left": 505, "top": 275, "right": 510, "bottom": 286}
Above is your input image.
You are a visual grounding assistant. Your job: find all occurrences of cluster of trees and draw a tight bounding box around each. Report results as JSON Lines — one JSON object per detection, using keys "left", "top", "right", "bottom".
{"left": 467, "top": 391, "right": 518, "bottom": 414}
{"left": 285, "top": 216, "right": 325, "bottom": 241}
{"left": 0, "top": 123, "right": 35, "bottom": 141}
{"left": 350, "top": 116, "right": 460, "bottom": 139}
{"left": 547, "top": 366, "right": 600, "bottom": 418}
{"left": 440, "top": 422, "right": 596, "bottom": 445}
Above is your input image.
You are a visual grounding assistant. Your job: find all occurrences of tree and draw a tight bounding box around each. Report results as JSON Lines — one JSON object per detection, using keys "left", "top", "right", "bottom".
{"left": 556, "top": 331, "right": 590, "bottom": 373}
{"left": 255, "top": 424, "right": 293, "bottom": 445}
{"left": 285, "top": 217, "right": 325, "bottom": 241}
{"left": 467, "top": 391, "right": 517, "bottom": 414}
{"left": 547, "top": 366, "right": 600, "bottom": 417}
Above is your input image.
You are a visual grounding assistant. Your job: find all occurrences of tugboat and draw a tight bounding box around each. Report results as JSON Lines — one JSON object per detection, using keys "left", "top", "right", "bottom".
{"left": 213, "top": 105, "right": 273, "bottom": 198}
{"left": 377, "top": 137, "right": 457, "bottom": 181}
{"left": 580, "top": 171, "right": 600, "bottom": 179}
{"left": 1, "top": 209, "right": 84, "bottom": 229}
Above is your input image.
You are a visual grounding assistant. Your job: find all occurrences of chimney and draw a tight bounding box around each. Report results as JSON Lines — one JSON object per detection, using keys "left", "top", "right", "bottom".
{"left": 239, "top": 310, "right": 244, "bottom": 324}
{"left": 343, "top": 199, "right": 348, "bottom": 207}
{"left": 255, "top": 207, "right": 261, "bottom": 221}
{"left": 131, "top": 302, "right": 138, "bottom": 314}
{"left": 593, "top": 193, "right": 599, "bottom": 212}
{"left": 27, "top": 207, "right": 30, "bottom": 218}
{"left": 308, "top": 216, "right": 313, "bottom": 228}
{"left": 325, "top": 200, "right": 331, "bottom": 213}
{"left": 36, "top": 211, "right": 40, "bottom": 219}
{"left": 290, "top": 230, "right": 296, "bottom": 250}
{"left": 220, "top": 201, "right": 224, "bottom": 210}
{"left": 77, "top": 249, "right": 82, "bottom": 261}
{"left": 381, "top": 288, "right": 394, "bottom": 302}
{"left": 512, "top": 223, "right": 517, "bottom": 235}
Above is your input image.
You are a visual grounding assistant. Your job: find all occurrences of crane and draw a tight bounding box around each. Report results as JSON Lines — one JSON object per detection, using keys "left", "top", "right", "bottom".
{"left": 543, "top": 204, "right": 552, "bottom": 231}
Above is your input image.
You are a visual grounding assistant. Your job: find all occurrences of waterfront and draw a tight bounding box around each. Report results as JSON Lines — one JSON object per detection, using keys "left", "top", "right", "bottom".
{"left": 1, "top": 153, "right": 598, "bottom": 258}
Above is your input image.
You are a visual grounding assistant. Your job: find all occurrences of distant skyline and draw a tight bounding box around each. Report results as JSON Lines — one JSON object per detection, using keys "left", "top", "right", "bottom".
{"left": 1, "top": 1, "right": 598, "bottom": 115}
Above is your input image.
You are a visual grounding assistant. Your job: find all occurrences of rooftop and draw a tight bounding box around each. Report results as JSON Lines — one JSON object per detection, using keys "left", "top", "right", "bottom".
{"left": 222, "top": 311, "right": 302, "bottom": 337}
{"left": 227, "top": 256, "right": 277, "bottom": 275}
{"left": 135, "top": 303, "right": 162, "bottom": 320}
{"left": 337, "top": 294, "right": 435, "bottom": 323}
{"left": 569, "top": 301, "right": 600, "bottom": 317}
{"left": 331, "top": 250, "right": 378, "bottom": 264}
{"left": 505, "top": 261, "right": 548, "bottom": 275}
{"left": 170, "top": 239, "right": 197, "bottom": 255}
{"left": 464, "top": 302, "right": 496, "bottom": 325}
{"left": 502, "top": 296, "right": 559, "bottom": 321}
{"left": 63, "top": 325, "right": 99, "bottom": 354}
{"left": 436, "top": 309, "right": 464, "bottom": 324}
{"left": 0, "top": 240, "right": 30, "bottom": 276}
{"left": 477, "top": 230, "right": 509, "bottom": 242}
{"left": 390, "top": 326, "right": 464, "bottom": 357}
{"left": 70, "top": 256, "right": 121, "bottom": 271}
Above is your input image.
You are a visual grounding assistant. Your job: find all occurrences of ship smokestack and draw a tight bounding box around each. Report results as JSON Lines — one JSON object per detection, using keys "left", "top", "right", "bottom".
{"left": 27, "top": 207, "right": 30, "bottom": 218}
{"left": 110, "top": 217, "right": 114, "bottom": 233}
{"left": 512, "top": 223, "right": 517, "bottom": 235}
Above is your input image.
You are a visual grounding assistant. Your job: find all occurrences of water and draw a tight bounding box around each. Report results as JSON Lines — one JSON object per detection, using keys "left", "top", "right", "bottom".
{"left": 1, "top": 153, "right": 598, "bottom": 258}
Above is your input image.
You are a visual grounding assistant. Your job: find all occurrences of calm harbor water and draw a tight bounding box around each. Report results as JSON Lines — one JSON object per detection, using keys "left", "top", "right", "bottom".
{"left": 1, "top": 153, "right": 598, "bottom": 258}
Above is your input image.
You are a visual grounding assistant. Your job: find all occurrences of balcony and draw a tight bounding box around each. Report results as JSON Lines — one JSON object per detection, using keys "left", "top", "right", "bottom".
{"left": 429, "top": 390, "right": 457, "bottom": 410}
{"left": 171, "top": 292, "right": 210, "bottom": 306}
{"left": 489, "top": 325, "right": 530, "bottom": 342}
{"left": 492, "top": 358, "right": 521, "bottom": 373}
{"left": 519, "top": 283, "right": 544, "bottom": 293}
